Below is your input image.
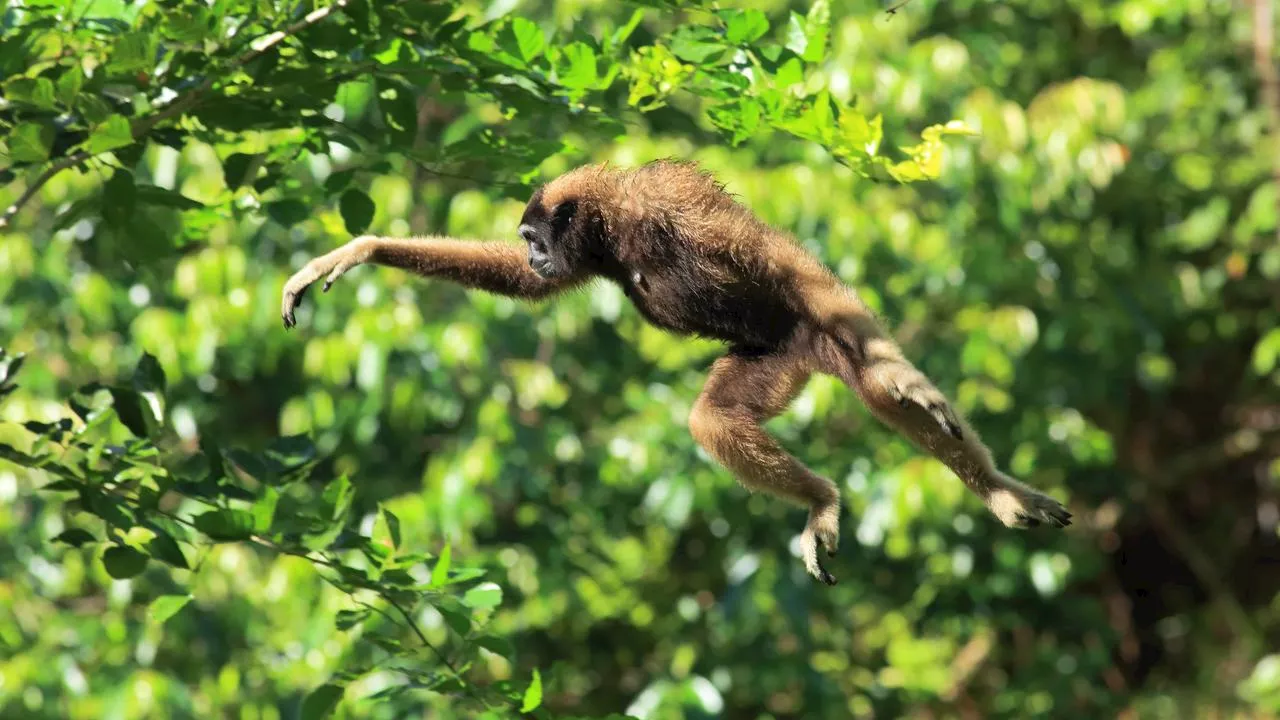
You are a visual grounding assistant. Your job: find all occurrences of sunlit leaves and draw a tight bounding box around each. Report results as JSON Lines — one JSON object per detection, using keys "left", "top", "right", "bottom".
{"left": 1253, "top": 329, "right": 1280, "bottom": 376}
{"left": 722, "top": 9, "right": 769, "bottom": 45}
{"left": 149, "top": 595, "right": 193, "bottom": 624}
{"left": 462, "top": 582, "right": 503, "bottom": 610}
{"left": 9, "top": 123, "right": 53, "bottom": 163}
{"left": 252, "top": 487, "right": 279, "bottom": 533}
{"left": 883, "top": 120, "right": 979, "bottom": 182}
{"left": 625, "top": 46, "right": 694, "bottom": 111}
{"left": 430, "top": 543, "right": 452, "bottom": 587}
{"left": 521, "top": 669, "right": 543, "bottom": 712}
{"left": 786, "top": 0, "right": 830, "bottom": 63}
{"left": 667, "top": 26, "right": 730, "bottom": 64}
{"left": 374, "top": 507, "right": 401, "bottom": 550}
{"left": 108, "top": 32, "right": 158, "bottom": 74}
{"left": 86, "top": 115, "right": 134, "bottom": 154}
{"left": 509, "top": 17, "right": 546, "bottom": 63}
{"left": 4, "top": 77, "right": 57, "bottom": 109}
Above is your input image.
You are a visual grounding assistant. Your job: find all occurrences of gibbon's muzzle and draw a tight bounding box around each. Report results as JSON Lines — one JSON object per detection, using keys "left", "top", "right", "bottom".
{"left": 520, "top": 224, "right": 554, "bottom": 277}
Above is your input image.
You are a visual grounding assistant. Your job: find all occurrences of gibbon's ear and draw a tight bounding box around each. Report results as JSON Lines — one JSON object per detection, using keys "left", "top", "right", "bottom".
{"left": 551, "top": 200, "right": 577, "bottom": 235}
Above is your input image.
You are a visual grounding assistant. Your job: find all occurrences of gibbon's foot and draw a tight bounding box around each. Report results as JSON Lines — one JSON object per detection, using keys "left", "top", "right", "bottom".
{"left": 986, "top": 474, "right": 1072, "bottom": 529}
{"left": 281, "top": 237, "right": 372, "bottom": 328}
{"left": 800, "top": 502, "right": 841, "bottom": 586}
{"left": 881, "top": 367, "right": 963, "bottom": 439}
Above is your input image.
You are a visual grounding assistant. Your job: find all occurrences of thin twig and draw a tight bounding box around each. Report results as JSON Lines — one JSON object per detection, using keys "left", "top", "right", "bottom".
{"left": 0, "top": 0, "right": 350, "bottom": 229}
{"left": 886, "top": 0, "right": 917, "bottom": 16}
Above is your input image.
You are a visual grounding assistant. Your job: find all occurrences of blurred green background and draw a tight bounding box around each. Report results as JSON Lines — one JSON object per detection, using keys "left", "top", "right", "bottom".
{"left": 2, "top": 0, "right": 1279, "bottom": 718}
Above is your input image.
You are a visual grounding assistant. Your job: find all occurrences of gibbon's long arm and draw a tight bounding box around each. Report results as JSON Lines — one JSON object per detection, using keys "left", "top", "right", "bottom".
{"left": 281, "top": 234, "right": 574, "bottom": 327}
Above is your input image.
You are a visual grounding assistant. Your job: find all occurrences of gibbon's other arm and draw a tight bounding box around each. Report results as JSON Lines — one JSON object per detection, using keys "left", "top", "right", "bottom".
{"left": 281, "top": 234, "right": 575, "bottom": 327}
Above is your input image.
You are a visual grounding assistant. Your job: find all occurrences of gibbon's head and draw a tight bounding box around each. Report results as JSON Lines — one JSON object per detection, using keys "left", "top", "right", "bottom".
{"left": 517, "top": 166, "right": 609, "bottom": 280}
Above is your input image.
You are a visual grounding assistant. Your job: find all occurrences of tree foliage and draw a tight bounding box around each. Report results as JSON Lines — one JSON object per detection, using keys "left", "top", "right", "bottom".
{"left": 1, "top": 0, "right": 1278, "bottom": 718}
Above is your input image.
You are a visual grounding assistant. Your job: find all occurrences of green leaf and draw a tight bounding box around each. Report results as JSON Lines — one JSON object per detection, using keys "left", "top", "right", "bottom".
{"left": 301, "top": 684, "right": 344, "bottom": 719}
{"left": 774, "top": 57, "right": 804, "bottom": 91}
{"left": 136, "top": 185, "right": 204, "bottom": 210}
{"left": 102, "top": 169, "right": 137, "bottom": 231}
{"left": 800, "top": 0, "right": 830, "bottom": 62}
{"left": 266, "top": 200, "right": 310, "bottom": 227}
{"left": 86, "top": 115, "right": 134, "bottom": 155}
{"left": 430, "top": 543, "right": 452, "bottom": 587}
{"left": 374, "top": 507, "right": 401, "bottom": 549}
{"left": 53, "top": 528, "right": 97, "bottom": 547}
{"left": 724, "top": 10, "right": 769, "bottom": 45}
{"left": 521, "top": 668, "right": 543, "bottom": 712}
{"left": 252, "top": 487, "right": 279, "bottom": 533}
{"left": 1, "top": 353, "right": 24, "bottom": 383}
{"left": 265, "top": 434, "right": 319, "bottom": 468}
{"left": 102, "top": 545, "right": 148, "bottom": 579}
{"left": 164, "top": 8, "right": 211, "bottom": 44}
{"left": 1253, "top": 328, "right": 1280, "bottom": 375}
{"left": 149, "top": 595, "right": 192, "bottom": 624}
{"left": 335, "top": 608, "right": 371, "bottom": 630}
{"left": 437, "top": 603, "right": 472, "bottom": 636}
{"left": 377, "top": 79, "right": 417, "bottom": 144}
{"left": 193, "top": 509, "right": 256, "bottom": 541}
{"left": 109, "top": 32, "right": 158, "bottom": 74}
{"left": 609, "top": 9, "right": 646, "bottom": 50}
{"left": 10, "top": 123, "right": 53, "bottom": 163}
{"left": 339, "top": 189, "right": 375, "bottom": 236}
{"left": 57, "top": 66, "right": 85, "bottom": 106}
{"left": 323, "top": 169, "right": 355, "bottom": 195}
{"left": 223, "top": 153, "right": 263, "bottom": 190}
{"left": 475, "top": 634, "right": 514, "bottom": 658}
{"left": 462, "top": 582, "right": 503, "bottom": 610}
{"left": 133, "top": 352, "right": 166, "bottom": 394}
{"left": 108, "top": 386, "right": 149, "bottom": 437}
{"left": 52, "top": 195, "right": 104, "bottom": 232}
{"left": 0, "top": 444, "right": 37, "bottom": 465}
{"left": 146, "top": 529, "right": 189, "bottom": 569}
{"left": 667, "top": 26, "right": 728, "bottom": 64}
{"left": 511, "top": 18, "right": 546, "bottom": 62}
{"left": 559, "top": 43, "right": 599, "bottom": 89}
{"left": 5, "top": 77, "right": 57, "bottom": 109}
{"left": 323, "top": 475, "right": 354, "bottom": 521}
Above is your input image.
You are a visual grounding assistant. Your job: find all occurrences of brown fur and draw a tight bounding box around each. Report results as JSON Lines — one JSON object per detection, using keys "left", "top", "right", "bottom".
{"left": 281, "top": 159, "right": 1071, "bottom": 585}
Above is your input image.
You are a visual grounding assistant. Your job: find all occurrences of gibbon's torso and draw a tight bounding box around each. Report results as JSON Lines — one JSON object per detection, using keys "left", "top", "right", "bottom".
{"left": 602, "top": 164, "right": 807, "bottom": 351}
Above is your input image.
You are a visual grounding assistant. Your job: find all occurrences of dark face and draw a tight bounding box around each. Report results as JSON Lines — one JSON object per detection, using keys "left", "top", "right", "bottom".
{"left": 518, "top": 187, "right": 586, "bottom": 280}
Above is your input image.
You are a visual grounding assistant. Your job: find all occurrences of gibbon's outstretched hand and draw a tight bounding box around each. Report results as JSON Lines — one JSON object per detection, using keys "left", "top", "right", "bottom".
{"left": 281, "top": 161, "right": 1071, "bottom": 585}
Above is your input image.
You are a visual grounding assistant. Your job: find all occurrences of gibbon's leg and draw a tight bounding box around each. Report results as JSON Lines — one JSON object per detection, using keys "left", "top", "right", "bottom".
{"left": 806, "top": 292, "right": 1072, "bottom": 530}
{"left": 281, "top": 235, "right": 574, "bottom": 327}
{"left": 688, "top": 344, "right": 843, "bottom": 585}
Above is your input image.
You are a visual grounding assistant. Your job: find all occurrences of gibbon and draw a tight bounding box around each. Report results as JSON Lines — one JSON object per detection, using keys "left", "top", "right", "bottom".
{"left": 281, "top": 160, "right": 1071, "bottom": 585}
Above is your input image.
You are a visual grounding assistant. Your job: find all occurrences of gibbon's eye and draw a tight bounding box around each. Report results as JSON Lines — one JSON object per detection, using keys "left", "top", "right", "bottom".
{"left": 551, "top": 201, "right": 577, "bottom": 233}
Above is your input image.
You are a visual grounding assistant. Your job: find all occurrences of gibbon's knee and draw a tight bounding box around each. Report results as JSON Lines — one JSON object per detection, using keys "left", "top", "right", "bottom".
{"left": 688, "top": 399, "right": 740, "bottom": 471}
{"left": 688, "top": 396, "right": 837, "bottom": 507}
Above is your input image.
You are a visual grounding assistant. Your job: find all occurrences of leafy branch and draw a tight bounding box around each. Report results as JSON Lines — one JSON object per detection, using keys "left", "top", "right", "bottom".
{"left": 0, "top": 0, "right": 351, "bottom": 229}
{"left": 0, "top": 349, "right": 531, "bottom": 715}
